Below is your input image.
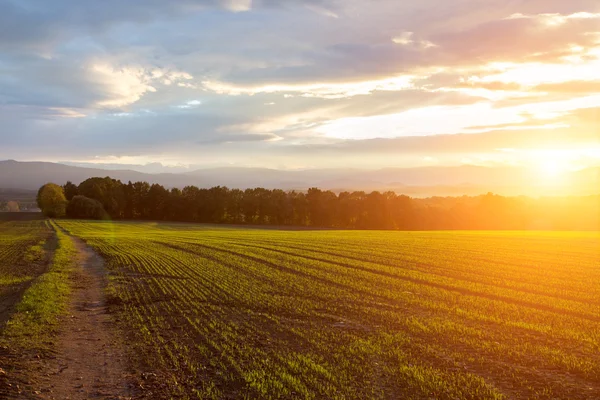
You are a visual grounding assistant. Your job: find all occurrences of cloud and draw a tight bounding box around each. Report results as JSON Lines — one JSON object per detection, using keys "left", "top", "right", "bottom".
{"left": 277, "top": 126, "right": 600, "bottom": 157}
{"left": 532, "top": 81, "right": 600, "bottom": 94}
{"left": 303, "top": 3, "right": 339, "bottom": 18}
{"left": 221, "top": 0, "right": 253, "bottom": 12}
{"left": 0, "top": 54, "right": 195, "bottom": 112}
{"left": 313, "top": 92, "right": 600, "bottom": 140}
{"left": 430, "top": 12, "right": 600, "bottom": 66}
{"left": 184, "top": 7, "right": 600, "bottom": 95}
{"left": 506, "top": 12, "right": 600, "bottom": 25}
{"left": 392, "top": 32, "right": 415, "bottom": 46}
{"left": 202, "top": 74, "right": 417, "bottom": 99}
{"left": 1, "top": 1, "right": 600, "bottom": 170}
{"left": 392, "top": 32, "right": 437, "bottom": 49}
{"left": 90, "top": 64, "right": 157, "bottom": 108}
{"left": 176, "top": 100, "right": 202, "bottom": 109}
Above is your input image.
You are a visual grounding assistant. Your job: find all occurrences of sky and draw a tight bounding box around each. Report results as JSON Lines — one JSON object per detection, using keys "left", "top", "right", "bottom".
{"left": 1, "top": 0, "right": 599, "bottom": 173}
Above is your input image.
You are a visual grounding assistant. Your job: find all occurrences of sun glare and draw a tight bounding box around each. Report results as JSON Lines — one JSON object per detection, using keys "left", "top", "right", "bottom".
{"left": 531, "top": 151, "right": 576, "bottom": 182}
{"left": 538, "top": 159, "right": 566, "bottom": 178}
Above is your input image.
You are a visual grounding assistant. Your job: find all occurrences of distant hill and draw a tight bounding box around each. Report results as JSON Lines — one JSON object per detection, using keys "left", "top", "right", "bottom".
{"left": 0, "top": 160, "right": 598, "bottom": 197}
{"left": 0, "top": 188, "right": 37, "bottom": 202}
{"left": 0, "top": 160, "right": 190, "bottom": 190}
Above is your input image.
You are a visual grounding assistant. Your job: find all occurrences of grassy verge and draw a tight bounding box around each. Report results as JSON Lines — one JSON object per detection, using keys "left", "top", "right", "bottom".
{"left": 0, "top": 222, "right": 75, "bottom": 353}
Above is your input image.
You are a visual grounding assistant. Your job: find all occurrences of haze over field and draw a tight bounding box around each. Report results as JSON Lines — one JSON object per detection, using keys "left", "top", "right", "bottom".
{"left": 1, "top": 160, "right": 599, "bottom": 197}
{"left": 0, "top": 0, "right": 599, "bottom": 195}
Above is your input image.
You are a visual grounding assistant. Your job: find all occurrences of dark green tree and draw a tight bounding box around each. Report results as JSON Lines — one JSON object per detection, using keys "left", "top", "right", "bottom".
{"left": 66, "top": 195, "right": 107, "bottom": 220}
{"left": 78, "top": 177, "right": 125, "bottom": 219}
{"left": 63, "top": 181, "right": 79, "bottom": 201}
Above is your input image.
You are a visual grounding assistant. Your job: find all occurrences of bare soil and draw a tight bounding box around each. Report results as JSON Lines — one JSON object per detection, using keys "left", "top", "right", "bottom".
{"left": 13, "top": 237, "right": 137, "bottom": 399}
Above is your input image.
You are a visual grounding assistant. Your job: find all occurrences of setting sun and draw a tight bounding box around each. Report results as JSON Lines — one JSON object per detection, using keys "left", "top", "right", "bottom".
{"left": 538, "top": 159, "right": 567, "bottom": 179}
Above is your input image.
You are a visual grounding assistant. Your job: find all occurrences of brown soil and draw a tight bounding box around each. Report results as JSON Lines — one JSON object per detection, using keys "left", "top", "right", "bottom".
{"left": 17, "top": 237, "right": 137, "bottom": 399}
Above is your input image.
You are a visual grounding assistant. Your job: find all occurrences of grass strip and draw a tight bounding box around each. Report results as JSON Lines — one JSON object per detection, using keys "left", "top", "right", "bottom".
{"left": 0, "top": 222, "right": 75, "bottom": 353}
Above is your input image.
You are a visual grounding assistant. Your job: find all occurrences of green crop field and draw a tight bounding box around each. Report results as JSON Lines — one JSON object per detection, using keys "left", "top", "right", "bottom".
{"left": 0, "top": 221, "right": 50, "bottom": 297}
{"left": 52, "top": 220, "right": 600, "bottom": 400}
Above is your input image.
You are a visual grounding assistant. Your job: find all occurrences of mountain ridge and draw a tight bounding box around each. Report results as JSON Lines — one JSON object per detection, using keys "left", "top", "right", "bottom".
{"left": 1, "top": 160, "right": 598, "bottom": 197}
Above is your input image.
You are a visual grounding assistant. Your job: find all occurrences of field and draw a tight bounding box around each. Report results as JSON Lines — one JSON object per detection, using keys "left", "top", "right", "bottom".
{"left": 0, "top": 221, "right": 51, "bottom": 326}
{"left": 52, "top": 221, "right": 600, "bottom": 399}
{"left": 0, "top": 212, "right": 44, "bottom": 221}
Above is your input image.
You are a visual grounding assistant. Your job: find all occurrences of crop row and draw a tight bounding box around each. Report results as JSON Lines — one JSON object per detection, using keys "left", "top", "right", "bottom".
{"left": 0, "top": 221, "right": 51, "bottom": 287}
{"left": 58, "top": 221, "right": 600, "bottom": 399}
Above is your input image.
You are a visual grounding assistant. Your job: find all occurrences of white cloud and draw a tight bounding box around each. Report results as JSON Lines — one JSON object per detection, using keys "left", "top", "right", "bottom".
{"left": 420, "top": 40, "right": 437, "bottom": 49}
{"left": 47, "top": 107, "right": 87, "bottom": 118}
{"left": 3, "top": 1, "right": 600, "bottom": 170}
{"left": 392, "top": 32, "right": 414, "bottom": 45}
{"left": 315, "top": 93, "right": 600, "bottom": 140}
{"left": 202, "top": 75, "right": 418, "bottom": 99}
{"left": 221, "top": 0, "right": 252, "bottom": 12}
{"left": 472, "top": 56, "right": 600, "bottom": 87}
{"left": 88, "top": 63, "right": 195, "bottom": 108}
{"left": 177, "top": 99, "right": 202, "bottom": 109}
{"left": 90, "top": 64, "right": 156, "bottom": 108}
{"left": 506, "top": 12, "right": 600, "bottom": 26}
{"left": 392, "top": 31, "right": 437, "bottom": 49}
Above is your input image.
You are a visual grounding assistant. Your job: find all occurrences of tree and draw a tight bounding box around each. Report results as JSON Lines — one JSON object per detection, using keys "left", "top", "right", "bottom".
{"left": 271, "top": 189, "right": 292, "bottom": 225}
{"left": 37, "top": 183, "right": 67, "bottom": 217}
{"left": 63, "top": 181, "right": 79, "bottom": 201}
{"left": 306, "top": 188, "right": 337, "bottom": 227}
{"left": 147, "top": 184, "right": 170, "bottom": 220}
{"left": 78, "top": 177, "right": 126, "bottom": 219}
{"left": 181, "top": 186, "right": 201, "bottom": 221}
{"left": 361, "top": 191, "right": 391, "bottom": 229}
{"left": 167, "top": 188, "right": 186, "bottom": 221}
{"left": 66, "top": 196, "right": 107, "bottom": 220}
{"left": 390, "top": 194, "right": 414, "bottom": 229}
{"left": 289, "top": 191, "right": 308, "bottom": 226}
{"left": 338, "top": 191, "right": 366, "bottom": 228}
{"left": 242, "top": 188, "right": 259, "bottom": 223}
{"left": 6, "top": 201, "right": 20, "bottom": 212}
{"left": 226, "top": 189, "right": 244, "bottom": 223}
{"left": 130, "top": 181, "right": 151, "bottom": 219}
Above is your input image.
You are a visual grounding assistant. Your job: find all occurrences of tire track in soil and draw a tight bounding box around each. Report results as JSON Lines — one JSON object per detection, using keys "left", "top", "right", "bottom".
{"left": 29, "top": 235, "right": 136, "bottom": 399}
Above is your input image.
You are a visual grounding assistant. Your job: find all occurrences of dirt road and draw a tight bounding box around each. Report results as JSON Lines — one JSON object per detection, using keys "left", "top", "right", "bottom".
{"left": 26, "top": 237, "right": 135, "bottom": 399}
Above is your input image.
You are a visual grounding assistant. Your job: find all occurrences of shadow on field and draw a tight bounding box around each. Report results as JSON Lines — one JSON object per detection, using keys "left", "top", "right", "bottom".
{"left": 0, "top": 213, "right": 44, "bottom": 221}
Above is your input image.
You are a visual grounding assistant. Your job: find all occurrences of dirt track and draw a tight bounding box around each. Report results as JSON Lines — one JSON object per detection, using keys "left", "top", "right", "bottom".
{"left": 28, "top": 237, "right": 135, "bottom": 399}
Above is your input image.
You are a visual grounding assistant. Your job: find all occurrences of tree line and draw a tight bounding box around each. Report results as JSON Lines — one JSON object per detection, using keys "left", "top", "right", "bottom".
{"left": 36, "top": 176, "right": 600, "bottom": 230}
